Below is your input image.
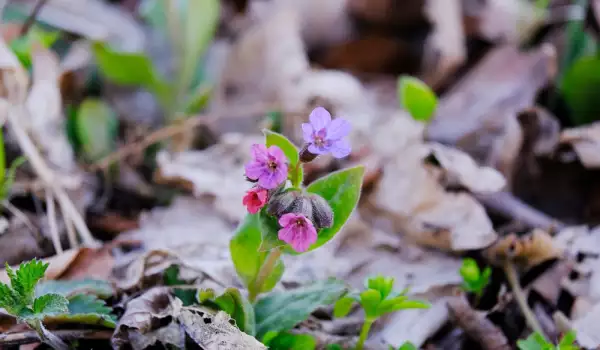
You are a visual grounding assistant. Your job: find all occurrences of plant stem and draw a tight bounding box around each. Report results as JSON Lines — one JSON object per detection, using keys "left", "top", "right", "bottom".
{"left": 503, "top": 261, "right": 544, "bottom": 336}
{"left": 356, "top": 319, "right": 373, "bottom": 350}
{"left": 249, "top": 248, "right": 282, "bottom": 302}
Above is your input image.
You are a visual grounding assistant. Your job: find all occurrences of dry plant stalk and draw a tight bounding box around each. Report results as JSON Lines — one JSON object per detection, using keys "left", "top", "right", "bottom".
{"left": 447, "top": 294, "right": 511, "bottom": 350}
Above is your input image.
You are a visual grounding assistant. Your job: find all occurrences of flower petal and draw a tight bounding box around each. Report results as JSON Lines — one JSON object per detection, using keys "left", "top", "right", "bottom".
{"left": 278, "top": 226, "right": 296, "bottom": 245}
{"left": 330, "top": 139, "right": 351, "bottom": 158}
{"left": 307, "top": 143, "right": 328, "bottom": 155}
{"left": 279, "top": 213, "right": 299, "bottom": 227}
{"left": 258, "top": 171, "right": 279, "bottom": 189}
{"left": 250, "top": 144, "right": 269, "bottom": 162}
{"left": 302, "top": 123, "right": 314, "bottom": 143}
{"left": 326, "top": 118, "right": 351, "bottom": 141}
{"left": 244, "top": 161, "right": 265, "bottom": 180}
{"left": 309, "top": 107, "right": 331, "bottom": 131}
{"left": 268, "top": 145, "right": 287, "bottom": 164}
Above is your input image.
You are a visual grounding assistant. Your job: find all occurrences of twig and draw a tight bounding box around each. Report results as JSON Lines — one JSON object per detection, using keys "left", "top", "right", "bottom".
{"left": 20, "top": 0, "right": 49, "bottom": 36}
{"left": 59, "top": 199, "right": 78, "bottom": 249}
{"left": 44, "top": 189, "right": 62, "bottom": 254}
{"left": 89, "top": 104, "right": 276, "bottom": 172}
{"left": 7, "top": 105, "right": 98, "bottom": 247}
{"left": 447, "top": 294, "right": 511, "bottom": 350}
{"left": 475, "top": 191, "right": 564, "bottom": 231}
{"left": 2, "top": 199, "right": 37, "bottom": 235}
{"left": 503, "top": 261, "right": 544, "bottom": 336}
{"left": 0, "top": 329, "right": 112, "bottom": 346}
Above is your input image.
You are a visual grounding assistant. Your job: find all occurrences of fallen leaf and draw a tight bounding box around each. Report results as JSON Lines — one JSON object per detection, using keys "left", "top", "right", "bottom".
{"left": 426, "top": 142, "right": 506, "bottom": 193}
{"left": 179, "top": 307, "right": 266, "bottom": 349}
{"left": 483, "top": 229, "right": 563, "bottom": 269}
{"left": 156, "top": 133, "right": 262, "bottom": 222}
{"left": 112, "top": 287, "right": 184, "bottom": 350}
{"left": 560, "top": 121, "right": 600, "bottom": 168}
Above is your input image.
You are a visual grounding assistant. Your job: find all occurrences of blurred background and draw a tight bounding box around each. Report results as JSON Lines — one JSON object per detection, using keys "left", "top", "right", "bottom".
{"left": 2, "top": 0, "right": 600, "bottom": 349}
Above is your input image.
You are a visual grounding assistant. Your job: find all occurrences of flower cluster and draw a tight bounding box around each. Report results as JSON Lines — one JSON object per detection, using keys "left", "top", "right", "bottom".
{"left": 242, "top": 107, "right": 351, "bottom": 252}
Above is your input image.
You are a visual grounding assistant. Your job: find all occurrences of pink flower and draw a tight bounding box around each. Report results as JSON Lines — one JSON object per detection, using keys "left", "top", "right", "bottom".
{"left": 278, "top": 213, "right": 317, "bottom": 253}
{"left": 301, "top": 107, "right": 351, "bottom": 158}
{"left": 242, "top": 187, "right": 268, "bottom": 214}
{"left": 245, "top": 144, "right": 289, "bottom": 189}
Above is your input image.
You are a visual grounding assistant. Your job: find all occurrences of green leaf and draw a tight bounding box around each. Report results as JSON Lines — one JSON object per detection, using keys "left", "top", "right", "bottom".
{"left": 265, "top": 332, "right": 317, "bottom": 350}
{"left": 459, "top": 258, "right": 481, "bottom": 283}
{"left": 367, "top": 275, "right": 395, "bottom": 300}
{"left": 0, "top": 282, "right": 22, "bottom": 315}
{"left": 32, "top": 294, "right": 69, "bottom": 316}
{"left": 42, "top": 294, "right": 116, "bottom": 328}
{"left": 333, "top": 296, "right": 355, "bottom": 318}
{"left": 517, "top": 332, "right": 553, "bottom": 350}
{"left": 9, "top": 26, "right": 59, "bottom": 68}
{"left": 259, "top": 209, "right": 287, "bottom": 252}
{"left": 74, "top": 99, "right": 118, "bottom": 162}
{"left": 398, "top": 341, "right": 418, "bottom": 350}
{"left": 398, "top": 76, "right": 438, "bottom": 122}
{"left": 177, "top": 0, "right": 220, "bottom": 95}
{"left": 558, "top": 330, "right": 578, "bottom": 350}
{"left": 91, "top": 42, "right": 171, "bottom": 109}
{"left": 7, "top": 259, "right": 49, "bottom": 305}
{"left": 211, "top": 288, "right": 256, "bottom": 336}
{"left": 264, "top": 129, "right": 303, "bottom": 186}
{"left": 326, "top": 345, "right": 344, "bottom": 350}
{"left": 35, "top": 279, "right": 113, "bottom": 299}
{"left": 0, "top": 156, "right": 27, "bottom": 200}
{"left": 254, "top": 278, "right": 348, "bottom": 339}
{"left": 184, "top": 83, "right": 212, "bottom": 114}
{"left": 229, "top": 214, "right": 284, "bottom": 293}
{"left": 285, "top": 166, "right": 363, "bottom": 254}
{"left": 359, "top": 289, "right": 382, "bottom": 319}
{"left": 560, "top": 55, "right": 600, "bottom": 125}
{"left": 164, "top": 265, "right": 197, "bottom": 306}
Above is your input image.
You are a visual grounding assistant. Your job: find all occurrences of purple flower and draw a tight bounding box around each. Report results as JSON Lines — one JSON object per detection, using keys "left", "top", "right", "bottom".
{"left": 245, "top": 144, "right": 288, "bottom": 189}
{"left": 301, "top": 107, "right": 351, "bottom": 158}
{"left": 278, "top": 213, "right": 317, "bottom": 253}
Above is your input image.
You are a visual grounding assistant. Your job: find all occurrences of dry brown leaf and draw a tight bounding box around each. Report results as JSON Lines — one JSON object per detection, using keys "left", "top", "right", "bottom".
{"left": 483, "top": 229, "right": 563, "bottom": 269}
{"left": 427, "top": 142, "right": 506, "bottom": 193}
{"left": 464, "top": 0, "right": 541, "bottom": 43}
{"left": 560, "top": 121, "right": 600, "bottom": 169}
{"left": 372, "top": 138, "right": 497, "bottom": 251}
{"left": 425, "top": 45, "right": 556, "bottom": 164}
{"left": 572, "top": 302, "right": 600, "bottom": 348}
{"left": 156, "top": 133, "right": 262, "bottom": 222}
{"left": 112, "top": 287, "right": 184, "bottom": 350}
{"left": 179, "top": 307, "right": 266, "bottom": 349}
{"left": 422, "top": 0, "right": 466, "bottom": 88}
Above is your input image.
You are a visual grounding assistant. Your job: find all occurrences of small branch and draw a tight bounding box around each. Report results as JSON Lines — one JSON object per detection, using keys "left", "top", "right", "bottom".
{"left": 20, "top": 0, "right": 49, "bottom": 36}
{"left": 475, "top": 191, "right": 564, "bottom": 231}
{"left": 0, "top": 329, "right": 112, "bottom": 346}
{"left": 45, "top": 189, "right": 62, "bottom": 254}
{"left": 59, "top": 200, "right": 78, "bottom": 249}
{"left": 89, "top": 104, "right": 277, "bottom": 172}
{"left": 503, "top": 261, "right": 544, "bottom": 335}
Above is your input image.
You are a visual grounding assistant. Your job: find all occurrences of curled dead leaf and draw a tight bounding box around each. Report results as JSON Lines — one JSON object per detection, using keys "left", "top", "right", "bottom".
{"left": 483, "top": 229, "right": 563, "bottom": 269}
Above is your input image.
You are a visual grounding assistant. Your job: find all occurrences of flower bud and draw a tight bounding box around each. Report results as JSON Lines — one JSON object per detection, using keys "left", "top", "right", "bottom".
{"left": 267, "top": 190, "right": 333, "bottom": 229}
{"left": 299, "top": 144, "right": 318, "bottom": 163}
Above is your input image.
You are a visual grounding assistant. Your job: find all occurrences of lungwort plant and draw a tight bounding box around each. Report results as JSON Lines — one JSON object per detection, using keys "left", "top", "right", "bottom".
{"left": 230, "top": 106, "right": 365, "bottom": 302}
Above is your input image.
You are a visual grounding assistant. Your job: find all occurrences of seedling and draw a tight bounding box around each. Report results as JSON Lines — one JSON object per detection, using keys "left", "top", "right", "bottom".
{"left": 0, "top": 259, "right": 70, "bottom": 348}
{"left": 459, "top": 257, "right": 491, "bottom": 300}
{"left": 334, "top": 275, "right": 430, "bottom": 350}
{"left": 517, "top": 330, "right": 579, "bottom": 350}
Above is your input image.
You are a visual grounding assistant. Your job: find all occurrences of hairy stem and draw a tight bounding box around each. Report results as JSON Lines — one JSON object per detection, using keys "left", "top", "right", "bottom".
{"left": 249, "top": 248, "right": 282, "bottom": 302}
{"left": 503, "top": 261, "right": 544, "bottom": 335}
{"left": 356, "top": 319, "right": 373, "bottom": 350}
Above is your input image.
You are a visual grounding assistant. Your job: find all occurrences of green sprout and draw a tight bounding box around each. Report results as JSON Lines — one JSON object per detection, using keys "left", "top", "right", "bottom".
{"left": 0, "top": 259, "right": 70, "bottom": 348}
{"left": 459, "top": 258, "right": 491, "bottom": 300}
{"left": 517, "top": 330, "right": 579, "bottom": 350}
{"left": 334, "top": 275, "right": 430, "bottom": 350}
{"left": 397, "top": 76, "right": 438, "bottom": 123}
